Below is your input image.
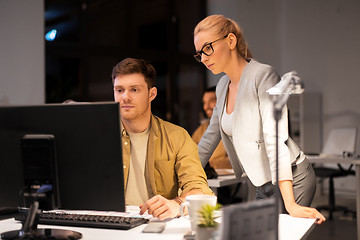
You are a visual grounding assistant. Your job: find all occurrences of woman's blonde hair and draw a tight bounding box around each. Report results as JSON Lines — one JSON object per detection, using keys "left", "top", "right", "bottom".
{"left": 194, "top": 15, "right": 252, "bottom": 59}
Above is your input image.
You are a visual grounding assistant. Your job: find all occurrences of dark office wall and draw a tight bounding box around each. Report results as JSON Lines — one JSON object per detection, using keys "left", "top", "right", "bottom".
{"left": 45, "top": 0, "right": 207, "bottom": 133}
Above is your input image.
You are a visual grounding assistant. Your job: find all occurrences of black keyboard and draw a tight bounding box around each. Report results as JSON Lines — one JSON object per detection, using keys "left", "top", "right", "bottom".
{"left": 15, "top": 211, "right": 149, "bottom": 230}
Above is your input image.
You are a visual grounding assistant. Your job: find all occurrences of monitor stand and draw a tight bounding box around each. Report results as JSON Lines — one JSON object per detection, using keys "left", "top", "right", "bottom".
{"left": 1, "top": 201, "right": 82, "bottom": 240}
{"left": 1, "top": 228, "right": 82, "bottom": 240}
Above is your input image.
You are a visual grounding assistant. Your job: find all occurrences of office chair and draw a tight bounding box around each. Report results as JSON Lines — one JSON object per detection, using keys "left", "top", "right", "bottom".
{"left": 313, "top": 127, "right": 357, "bottom": 220}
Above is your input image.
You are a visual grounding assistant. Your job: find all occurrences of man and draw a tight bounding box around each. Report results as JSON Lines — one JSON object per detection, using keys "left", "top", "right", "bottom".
{"left": 192, "top": 86, "right": 232, "bottom": 169}
{"left": 112, "top": 58, "right": 213, "bottom": 220}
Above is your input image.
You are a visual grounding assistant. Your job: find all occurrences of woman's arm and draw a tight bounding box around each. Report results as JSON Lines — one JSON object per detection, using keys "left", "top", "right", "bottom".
{"left": 198, "top": 93, "right": 223, "bottom": 167}
{"left": 278, "top": 180, "right": 325, "bottom": 224}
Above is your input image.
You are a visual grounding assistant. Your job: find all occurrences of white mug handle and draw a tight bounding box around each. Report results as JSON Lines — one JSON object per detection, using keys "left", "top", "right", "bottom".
{"left": 179, "top": 202, "right": 190, "bottom": 219}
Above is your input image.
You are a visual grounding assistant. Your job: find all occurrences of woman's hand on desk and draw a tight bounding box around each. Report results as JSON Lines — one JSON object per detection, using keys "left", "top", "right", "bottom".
{"left": 287, "top": 203, "right": 326, "bottom": 224}
{"left": 279, "top": 180, "right": 326, "bottom": 224}
{"left": 139, "top": 195, "right": 180, "bottom": 220}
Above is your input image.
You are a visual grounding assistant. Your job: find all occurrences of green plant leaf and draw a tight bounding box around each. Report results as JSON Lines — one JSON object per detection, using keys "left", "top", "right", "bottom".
{"left": 197, "top": 203, "right": 221, "bottom": 228}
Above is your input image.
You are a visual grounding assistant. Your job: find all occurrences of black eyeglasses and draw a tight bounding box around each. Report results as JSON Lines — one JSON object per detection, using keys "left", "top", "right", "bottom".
{"left": 194, "top": 35, "right": 228, "bottom": 62}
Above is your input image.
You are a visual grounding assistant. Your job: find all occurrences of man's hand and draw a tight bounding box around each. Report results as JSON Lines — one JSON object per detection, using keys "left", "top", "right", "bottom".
{"left": 139, "top": 195, "right": 180, "bottom": 220}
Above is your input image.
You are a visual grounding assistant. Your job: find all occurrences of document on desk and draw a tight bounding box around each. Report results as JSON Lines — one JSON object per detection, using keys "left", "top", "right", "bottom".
{"left": 278, "top": 214, "right": 317, "bottom": 240}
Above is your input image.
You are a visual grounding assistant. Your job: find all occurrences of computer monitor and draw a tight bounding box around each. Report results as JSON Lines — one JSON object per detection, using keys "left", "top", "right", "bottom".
{"left": 0, "top": 102, "right": 125, "bottom": 212}
{"left": 219, "top": 198, "right": 277, "bottom": 240}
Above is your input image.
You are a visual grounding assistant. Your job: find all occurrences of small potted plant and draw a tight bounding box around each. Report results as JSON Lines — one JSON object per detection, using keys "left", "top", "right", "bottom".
{"left": 196, "top": 203, "right": 221, "bottom": 240}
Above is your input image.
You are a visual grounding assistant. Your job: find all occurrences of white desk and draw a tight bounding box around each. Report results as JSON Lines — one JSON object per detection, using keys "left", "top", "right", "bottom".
{"left": 207, "top": 174, "right": 256, "bottom": 201}
{"left": 207, "top": 175, "right": 242, "bottom": 189}
{"left": 0, "top": 214, "right": 316, "bottom": 240}
{"left": 307, "top": 156, "right": 360, "bottom": 240}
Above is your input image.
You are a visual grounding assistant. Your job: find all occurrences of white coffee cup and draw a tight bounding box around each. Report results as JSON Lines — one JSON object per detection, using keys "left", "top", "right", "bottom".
{"left": 179, "top": 195, "right": 217, "bottom": 232}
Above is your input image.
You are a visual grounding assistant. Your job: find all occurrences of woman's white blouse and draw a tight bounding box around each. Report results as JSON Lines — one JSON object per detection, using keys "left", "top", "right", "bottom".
{"left": 221, "top": 103, "right": 233, "bottom": 137}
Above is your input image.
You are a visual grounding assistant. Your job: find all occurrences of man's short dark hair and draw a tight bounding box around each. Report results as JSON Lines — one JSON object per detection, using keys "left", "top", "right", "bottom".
{"left": 112, "top": 58, "right": 156, "bottom": 89}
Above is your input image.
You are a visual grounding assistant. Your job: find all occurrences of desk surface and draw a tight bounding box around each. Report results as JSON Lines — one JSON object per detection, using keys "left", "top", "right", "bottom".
{"left": 0, "top": 214, "right": 316, "bottom": 240}
{"left": 207, "top": 174, "right": 242, "bottom": 188}
{"left": 207, "top": 174, "right": 257, "bottom": 201}
{"left": 307, "top": 155, "right": 360, "bottom": 165}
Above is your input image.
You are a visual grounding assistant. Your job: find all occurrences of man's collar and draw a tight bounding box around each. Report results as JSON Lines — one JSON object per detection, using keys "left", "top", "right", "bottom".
{"left": 121, "top": 116, "right": 153, "bottom": 136}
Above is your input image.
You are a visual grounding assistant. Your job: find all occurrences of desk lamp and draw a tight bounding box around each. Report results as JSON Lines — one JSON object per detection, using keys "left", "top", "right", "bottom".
{"left": 267, "top": 71, "right": 305, "bottom": 240}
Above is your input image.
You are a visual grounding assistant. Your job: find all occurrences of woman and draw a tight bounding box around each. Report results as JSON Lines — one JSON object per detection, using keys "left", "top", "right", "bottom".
{"left": 194, "top": 15, "right": 325, "bottom": 223}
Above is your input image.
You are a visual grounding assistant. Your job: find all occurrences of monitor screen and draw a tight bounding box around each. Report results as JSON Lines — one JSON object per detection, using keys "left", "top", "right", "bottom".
{"left": 0, "top": 102, "right": 125, "bottom": 212}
